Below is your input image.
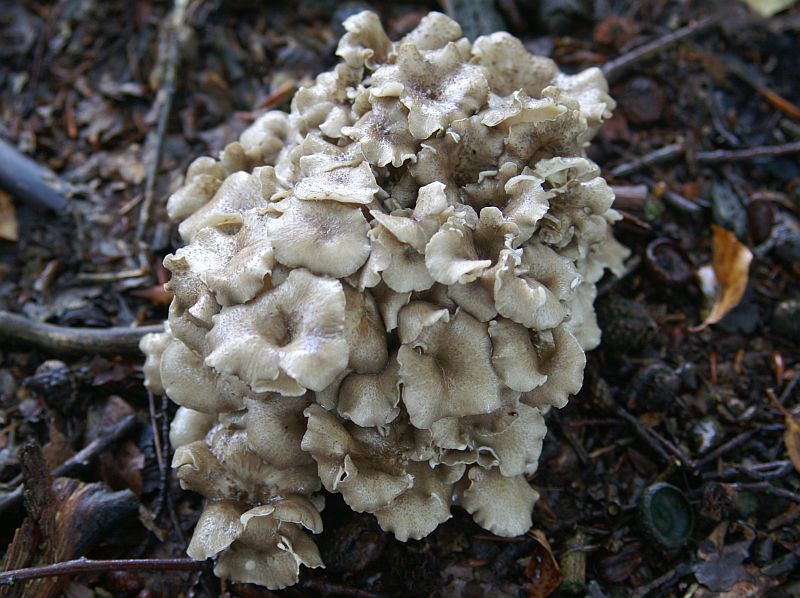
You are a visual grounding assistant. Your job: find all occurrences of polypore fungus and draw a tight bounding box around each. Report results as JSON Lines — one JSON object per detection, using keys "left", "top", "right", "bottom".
{"left": 140, "top": 10, "right": 628, "bottom": 590}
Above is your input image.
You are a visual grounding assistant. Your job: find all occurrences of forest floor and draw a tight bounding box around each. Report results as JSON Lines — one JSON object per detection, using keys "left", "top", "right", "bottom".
{"left": 0, "top": 0, "right": 799, "bottom": 596}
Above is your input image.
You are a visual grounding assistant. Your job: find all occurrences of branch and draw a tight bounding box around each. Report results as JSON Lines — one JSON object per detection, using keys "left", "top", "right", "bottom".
{"left": 610, "top": 143, "right": 685, "bottom": 178}
{"left": 0, "top": 415, "right": 138, "bottom": 516}
{"left": 136, "top": 0, "right": 188, "bottom": 245}
{"left": 602, "top": 15, "right": 721, "bottom": 83}
{"left": 0, "top": 558, "right": 204, "bottom": 586}
{"left": 611, "top": 141, "right": 800, "bottom": 179}
{"left": 0, "top": 139, "right": 70, "bottom": 213}
{"left": 696, "top": 140, "right": 800, "bottom": 163}
{"left": 0, "top": 310, "right": 161, "bottom": 356}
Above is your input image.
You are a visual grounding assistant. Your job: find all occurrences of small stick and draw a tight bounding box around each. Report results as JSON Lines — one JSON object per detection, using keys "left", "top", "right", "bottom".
{"left": 555, "top": 419, "right": 589, "bottom": 466}
{"left": 0, "top": 310, "right": 162, "bottom": 356}
{"left": 136, "top": 0, "right": 188, "bottom": 245}
{"left": 636, "top": 175, "right": 706, "bottom": 214}
{"left": 610, "top": 143, "right": 685, "bottom": 178}
{"left": 613, "top": 403, "right": 700, "bottom": 474}
{"left": 55, "top": 415, "right": 138, "bottom": 478}
{"left": 612, "top": 404, "right": 672, "bottom": 463}
{"left": 696, "top": 429, "right": 759, "bottom": 468}
{"left": 0, "top": 415, "right": 137, "bottom": 516}
{"left": 735, "top": 460, "right": 794, "bottom": 481}
{"left": 0, "top": 557, "right": 204, "bottom": 586}
{"left": 646, "top": 426, "right": 698, "bottom": 474}
{"left": 613, "top": 141, "right": 800, "bottom": 179}
{"left": 696, "top": 141, "right": 800, "bottom": 163}
{"left": 630, "top": 563, "right": 692, "bottom": 598}
{"left": 602, "top": 15, "right": 720, "bottom": 83}
{"left": 776, "top": 372, "right": 800, "bottom": 406}
{"left": 727, "top": 482, "right": 800, "bottom": 503}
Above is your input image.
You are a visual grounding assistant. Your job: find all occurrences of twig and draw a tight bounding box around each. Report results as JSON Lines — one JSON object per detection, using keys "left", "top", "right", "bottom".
{"left": 696, "top": 429, "right": 759, "bottom": 468}
{"left": 148, "top": 390, "right": 165, "bottom": 484}
{"left": 636, "top": 175, "right": 706, "bottom": 214}
{"left": 727, "top": 482, "right": 800, "bottom": 503}
{"left": 0, "top": 310, "right": 161, "bottom": 356}
{"left": 630, "top": 562, "right": 692, "bottom": 598}
{"left": 735, "top": 460, "right": 794, "bottom": 481}
{"left": 612, "top": 404, "right": 699, "bottom": 474}
{"left": 56, "top": 415, "right": 138, "bottom": 478}
{"left": 777, "top": 373, "right": 800, "bottom": 406}
{"left": 0, "top": 415, "right": 137, "bottom": 516}
{"left": 136, "top": 0, "right": 188, "bottom": 245}
{"left": 646, "top": 427, "right": 698, "bottom": 474}
{"left": 602, "top": 15, "right": 721, "bottom": 83}
{"left": 77, "top": 266, "right": 149, "bottom": 283}
{"left": 0, "top": 139, "right": 70, "bottom": 213}
{"left": 612, "top": 141, "right": 800, "bottom": 179}
{"left": 555, "top": 419, "right": 589, "bottom": 466}
{"left": 696, "top": 141, "right": 800, "bottom": 163}
{"left": 612, "top": 404, "right": 672, "bottom": 463}
{"left": 0, "top": 557, "right": 204, "bottom": 586}
{"left": 610, "top": 143, "right": 685, "bottom": 178}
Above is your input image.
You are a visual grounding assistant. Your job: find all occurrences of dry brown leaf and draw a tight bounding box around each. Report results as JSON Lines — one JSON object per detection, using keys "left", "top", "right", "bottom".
{"left": 0, "top": 190, "right": 19, "bottom": 242}
{"left": 129, "top": 283, "right": 173, "bottom": 305}
{"left": 525, "top": 530, "right": 563, "bottom": 598}
{"left": 100, "top": 439, "right": 145, "bottom": 496}
{"left": 741, "top": 0, "right": 797, "bottom": 17}
{"left": 691, "top": 225, "right": 753, "bottom": 332}
{"left": 42, "top": 425, "right": 75, "bottom": 470}
{"left": 770, "top": 393, "right": 800, "bottom": 474}
{"left": 785, "top": 418, "right": 800, "bottom": 474}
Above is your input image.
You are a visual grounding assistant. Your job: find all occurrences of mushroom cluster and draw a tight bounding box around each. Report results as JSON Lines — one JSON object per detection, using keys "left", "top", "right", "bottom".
{"left": 140, "top": 11, "right": 627, "bottom": 589}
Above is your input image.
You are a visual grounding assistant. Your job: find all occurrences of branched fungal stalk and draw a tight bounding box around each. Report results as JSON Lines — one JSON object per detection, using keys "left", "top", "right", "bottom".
{"left": 141, "top": 11, "right": 628, "bottom": 589}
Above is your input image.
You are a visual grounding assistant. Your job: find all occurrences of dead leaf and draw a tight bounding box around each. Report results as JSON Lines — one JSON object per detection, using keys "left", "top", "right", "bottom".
{"left": 784, "top": 417, "right": 800, "bottom": 474}
{"left": 691, "top": 225, "right": 753, "bottom": 332}
{"left": 598, "top": 542, "right": 643, "bottom": 583}
{"left": 42, "top": 425, "right": 75, "bottom": 470}
{"left": 0, "top": 190, "right": 19, "bottom": 242}
{"left": 694, "top": 564, "right": 780, "bottom": 597}
{"left": 1, "top": 444, "right": 139, "bottom": 598}
{"left": 769, "top": 393, "right": 800, "bottom": 475}
{"left": 129, "top": 283, "right": 173, "bottom": 305}
{"left": 740, "top": 0, "right": 797, "bottom": 17}
{"left": 694, "top": 522, "right": 756, "bottom": 593}
{"left": 138, "top": 504, "right": 168, "bottom": 541}
{"left": 525, "top": 530, "right": 563, "bottom": 598}
{"left": 100, "top": 439, "right": 144, "bottom": 496}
